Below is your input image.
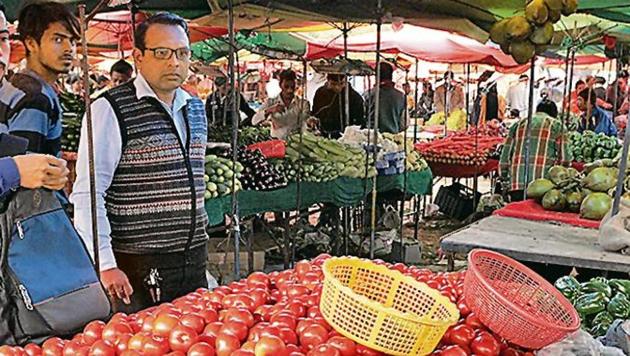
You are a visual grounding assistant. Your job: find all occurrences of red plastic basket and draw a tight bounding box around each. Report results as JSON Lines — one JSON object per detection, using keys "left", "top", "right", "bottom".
{"left": 464, "top": 249, "right": 580, "bottom": 349}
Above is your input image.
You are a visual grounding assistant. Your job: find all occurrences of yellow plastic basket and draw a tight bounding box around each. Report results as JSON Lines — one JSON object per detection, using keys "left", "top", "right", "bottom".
{"left": 320, "top": 257, "right": 460, "bottom": 356}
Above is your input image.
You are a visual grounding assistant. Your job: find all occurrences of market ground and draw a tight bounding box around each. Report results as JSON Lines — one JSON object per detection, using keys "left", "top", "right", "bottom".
{"left": 207, "top": 176, "right": 489, "bottom": 282}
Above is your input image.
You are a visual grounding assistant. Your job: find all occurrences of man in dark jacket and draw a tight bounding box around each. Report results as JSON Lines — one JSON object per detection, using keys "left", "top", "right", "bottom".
{"left": 312, "top": 74, "right": 365, "bottom": 138}
{"left": 206, "top": 76, "right": 256, "bottom": 128}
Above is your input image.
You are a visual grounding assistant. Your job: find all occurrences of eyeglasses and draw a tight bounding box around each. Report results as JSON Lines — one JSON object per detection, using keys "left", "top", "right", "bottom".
{"left": 144, "top": 47, "right": 191, "bottom": 60}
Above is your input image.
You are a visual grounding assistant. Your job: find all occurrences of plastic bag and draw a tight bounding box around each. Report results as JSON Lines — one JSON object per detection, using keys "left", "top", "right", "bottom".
{"left": 536, "top": 330, "right": 624, "bottom": 356}
{"left": 599, "top": 198, "right": 630, "bottom": 254}
{"left": 598, "top": 320, "right": 630, "bottom": 355}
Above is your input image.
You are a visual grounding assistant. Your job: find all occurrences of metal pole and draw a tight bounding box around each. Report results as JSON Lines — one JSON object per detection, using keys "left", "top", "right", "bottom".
{"left": 369, "top": 5, "right": 383, "bottom": 260}
{"left": 561, "top": 47, "right": 570, "bottom": 118}
{"left": 398, "top": 72, "right": 409, "bottom": 262}
{"left": 292, "top": 60, "right": 308, "bottom": 267}
{"left": 227, "top": 0, "right": 241, "bottom": 279}
{"left": 343, "top": 22, "right": 351, "bottom": 129}
{"left": 465, "top": 63, "right": 470, "bottom": 130}
{"left": 565, "top": 49, "right": 576, "bottom": 123}
{"left": 78, "top": 5, "right": 100, "bottom": 273}
{"left": 444, "top": 76, "right": 449, "bottom": 136}
{"left": 612, "top": 87, "right": 630, "bottom": 216}
{"left": 613, "top": 59, "right": 621, "bottom": 118}
{"left": 522, "top": 57, "right": 537, "bottom": 200}
{"left": 413, "top": 58, "right": 419, "bottom": 143}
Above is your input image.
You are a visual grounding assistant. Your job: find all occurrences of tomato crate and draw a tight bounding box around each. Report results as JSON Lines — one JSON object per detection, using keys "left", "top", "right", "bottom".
{"left": 435, "top": 182, "right": 481, "bottom": 220}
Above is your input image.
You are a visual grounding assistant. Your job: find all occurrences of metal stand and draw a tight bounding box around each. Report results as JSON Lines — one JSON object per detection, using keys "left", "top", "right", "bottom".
{"left": 369, "top": 4, "right": 383, "bottom": 259}
{"left": 522, "top": 57, "right": 537, "bottom": 200}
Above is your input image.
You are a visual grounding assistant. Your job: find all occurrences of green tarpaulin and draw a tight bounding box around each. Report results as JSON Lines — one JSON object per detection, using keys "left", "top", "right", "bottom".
{"left": 205, "top": 169, "right": 432, "bottom": 226}
{"left": 192, "top": 32, "right": 306, "bottom": 63}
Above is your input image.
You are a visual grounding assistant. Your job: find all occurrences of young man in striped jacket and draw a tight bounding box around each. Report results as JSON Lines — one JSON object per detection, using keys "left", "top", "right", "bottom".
{"left": 71, "top": 13, "right": 209, "bottom": 313}
{"left": 1, "top": 2, "right": 79, "bottom": 157}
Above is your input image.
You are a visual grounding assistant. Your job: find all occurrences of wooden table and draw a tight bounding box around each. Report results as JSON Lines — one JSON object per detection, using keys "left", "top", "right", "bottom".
{"left": 440, "top": 215, "right": 630, "bottom": 273}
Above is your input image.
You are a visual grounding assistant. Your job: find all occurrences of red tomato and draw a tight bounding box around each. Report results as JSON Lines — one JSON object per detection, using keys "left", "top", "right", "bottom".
{"left": 299, "top": 325, "right": 329, "bottom": 352}
{"left": 311, "top": 254, "right": 331, "bottom": 267}
{"left": 82, "top": 320, "right": 106, "bottom": 345}
{"left": 278, "top": 328, "right": 299, "bottom": 346}
{"left": 142, "top": 335, "right": 170, "bottom": 356}
{"left": 153, "top": 313, "right": 180, "bottom": 338}
{"left": 355, "top": 345, "right": 383, "bottom": 356}
{"left": 201, "top": 322, "right": 223, "bottom": 345}
{"left": 215, "top": 334, "right": 240, "bottom": 356}
{"left": 198, "top": 308, "right": 220, "bottom": 324}
{"left": 241, "top": 342, "right": 256, "bottom": 353}
{"left": 102, "top": 321, "right": 133, "bottom": 344}
{"left": 296, "top": 320, "right": 315, "bottom": 335}
{"left": 300, "top": 272, "right": 321, "bottom": 291}
{"left": 119, "top": 351, "right": 142, "bottom": 356}
{"left": 254, "top": 335, "right": 288, "bottom": 356}
{"left": 225, "top": 308, "right": 255, "bottom": 328}
{"left": 307, "top": 344, "right": 340, "bottom": 356}
{"left": 295, "top": 261, "right": 312, "bottom": 278}
{"left": 286, "top": 286, "right": 310, "bottom": 299}
{"left": 470, "top": 333, "right": 500, "bottom": 356}
{"left": 326, "top": 336, "right": 356, "bottom": 356}
{"left": 270, "top": 313, "right": 297, "bottom": 329}
{"left": 247, "top": 272, "right": 271, "bottom": 288}
{"left": 287, "top": 302, "right": 308, "bottom": 318}
{"left": 165, "top": 352, "right": 186, "bottom": 356}
{"left": 61, "top": 341, "right": 84, "bottom": 356}
{"left": 223, "top": 294, "right": 256, "bottom": 312}
{"left": 187, "top": 342, "right": 216, "bottom": 356}
{"left": 501, "top": 348, "right": 522, "bottom": 356}
{"left": 127, "top": 333, "right": 150, "bottom": 351}
{"left": 249, "top": 289, "right": 271, "bottom": 308}
{"left": 42, "top": 337, "right": 64, "bottom": 356}
{"left": 449, "top": 325, "right": 476, "bottom": 348}
{"left": 440, "top": 345, "right": 469, "bottom": 356}
{"left": 141, "top": 315, "right": 157, "bottom": 333}
{"left": 24, "top": 344, "right": 42, "bottom": 356}
{"left": 464, "top": 313, "right": 484, "bottom": 330}
{"left": 88, "top": 340, "right": 115, "bottom": 356}
{"left": 255, "top": 305, "right": 274, "bottom": 322}
{"left": 114, "top": 333, "right": 132, "bottom": 355}
{"left": 457, "top": 299, "right": 471, "bottom": 317}
{"left": 169, "top": 324, "right": 199, "bottom": 352}
{"left": 232, "top": 351, "right": 255, "bottom": 356}
{"left": 306, "top": 307, "right": 321, "bottom": 319}
{"left": 303, "top": 295, "right": 320, "bottom": 308}
{"left": 220, "top": 321, "right": 249, "bottom": 342}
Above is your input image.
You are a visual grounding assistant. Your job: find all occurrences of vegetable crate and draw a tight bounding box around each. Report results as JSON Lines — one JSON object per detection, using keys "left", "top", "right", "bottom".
{"left": 434, "top": 182, "right": 481, "bottom": 220}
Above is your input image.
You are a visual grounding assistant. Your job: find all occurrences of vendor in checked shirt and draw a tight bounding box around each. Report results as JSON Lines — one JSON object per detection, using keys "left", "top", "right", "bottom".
{"left": 499, "top": 99, "right": 573, "bottom": 202}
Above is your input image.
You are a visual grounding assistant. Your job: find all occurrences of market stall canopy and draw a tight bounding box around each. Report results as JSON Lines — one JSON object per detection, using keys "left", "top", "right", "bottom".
{"left": 299, "top": 24, "right": 520, "bottom": 68}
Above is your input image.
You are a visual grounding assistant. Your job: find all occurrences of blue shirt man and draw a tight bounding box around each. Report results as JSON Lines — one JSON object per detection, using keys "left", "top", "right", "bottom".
{"left": 577, "top": 88, "right": 618, "bottom": 137}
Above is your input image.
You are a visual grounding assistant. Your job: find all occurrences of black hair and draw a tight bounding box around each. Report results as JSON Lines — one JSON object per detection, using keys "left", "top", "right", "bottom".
{"left": 327, "top": 73, "right": 344, "bottom": 82}
{"left": 575, "top": 79, "right": 585, "bottom": 87}
{"left": 519, "top": 74, "right": 529, "bottom": 80}
{"left": 443, "top": 71, "right": 454, "bottom": 80}
{"left": 379, "top": 62, "right": 393, "bottom": 81}
{"left": 536, "top": 99, "right": 558, "bottom": 118}
{"left": 619, "top": 70, "right": 629, "bottom": 79}
{"left": 110, "top": 59, "right": 133, "bottom": 77}
{"left": 17, "top": 2, "right": 79, "bottom": 56}
{"left": 134, "top": 12, "right": 189, "bottom": 51}
{"left": 578, "top": 88, "right": 597, "bottom": 106}
{"left": 215, "top": 76, "right": 227, "bottom": 86}
{"left": 278, "top": 69, "right": 297, "bottom": 83}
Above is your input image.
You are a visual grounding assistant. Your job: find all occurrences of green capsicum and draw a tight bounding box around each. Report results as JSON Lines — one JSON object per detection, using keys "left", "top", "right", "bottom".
{"left": 581, "top": 277, "right": 612, "bottom": 298}
{"left": 609, "top": 279, "right": 630, "bottom": 297}
{"left": 575, "top": 292, "right": 608, "bottom": 316}
{"left": 555, "top": 276, "right": 581, "bottom": 300}
{"left": 590, "top": 311, "right": 613, "bottom": 337}
{"left": 607, "top": 293, "right": 630, "bottom": 319}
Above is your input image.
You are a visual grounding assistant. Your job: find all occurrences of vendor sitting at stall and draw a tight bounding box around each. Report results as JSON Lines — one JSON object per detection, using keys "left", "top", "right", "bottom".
{"left": 500, "top": 99, "right": 573, "bottom": 202}
{"left": 252, "top": 69, "right": 311, "bottom": 139}
{"left": 577, "top": 88, "right": 617, "bottom": 137}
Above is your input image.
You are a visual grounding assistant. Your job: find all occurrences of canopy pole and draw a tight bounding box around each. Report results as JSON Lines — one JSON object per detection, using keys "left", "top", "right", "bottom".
{"left": 613, "top": 58, "right": 621, "bottom": 118}
{"left": 343, "top": 23, "right": 351, "bottom": 129}
{"left": 292, "top": 59, "right": 308, "bottom": 267}
{"left": 565, "top": 49, "right": 576, "bottom": 124}
{"left": 226, "top": 0, "right": 242, "bottom": 279}
{"left": 79, "top": 4, "right": 100, "bottom": 274}
{"left": 522, "top": 57, "right": 536, "bottom": 201}
{"left": 612, "top": 90, "right": 630, "bottom": 217}
{"left": 465, "top": 63, "right": 471, "bottom": 130}
{"left": 398, "top": 69, "right": 410, "bottom": 262}
{"left": 413, "top": 58, "right": 419, "bottom": 143}
{"left": 369, "top": 3, "right": 383, "bottom": 260}
{"left": 444, "top": 73, "right": 449, "bottom": 136}
{"left": 561, "top": 47, "right": 570, "bottom": 121}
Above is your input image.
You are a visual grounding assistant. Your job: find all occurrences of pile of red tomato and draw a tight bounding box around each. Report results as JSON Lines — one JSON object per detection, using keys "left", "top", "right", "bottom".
{"left": 0, "top": 255, "right": 536, "bottom": 356}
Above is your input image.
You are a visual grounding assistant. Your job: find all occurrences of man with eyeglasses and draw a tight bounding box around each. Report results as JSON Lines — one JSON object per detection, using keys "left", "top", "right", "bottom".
{"left": 71, "top": 13, "right": 209, "bottom": 312}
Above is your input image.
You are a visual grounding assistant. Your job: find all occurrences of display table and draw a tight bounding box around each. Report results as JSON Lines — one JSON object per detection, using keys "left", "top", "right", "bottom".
{"left": 440, "top": 215, "right": 630, "bottom": 273}
{"left": 205, "top": 169, "right": 433, "bottom": 226}
{"left": 428, "top": 159, "right": 499, "bottom": 179}
{"left": 493, "top": 199, "right": 601, "bottom": 229}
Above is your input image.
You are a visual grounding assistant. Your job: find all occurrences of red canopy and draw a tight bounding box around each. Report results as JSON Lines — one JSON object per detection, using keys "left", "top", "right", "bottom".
{"left": 303, "top": 25, "right": 520, "bottom": 68}
{"left": 9, "top": 10, "right": 227, "bottom": 63}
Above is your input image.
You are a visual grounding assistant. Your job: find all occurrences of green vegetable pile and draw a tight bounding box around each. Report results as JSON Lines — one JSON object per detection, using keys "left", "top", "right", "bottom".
{"left": 204, "top": 155, "right": 243, "bottom": 199}
{"left": 555, "top": 276, "right": 630, "bottom": 336}
{"left": 569, "top": 130, "right": 621, "bottom": 163}
{"left": 208, "top": 126, "right": 271, "bottom": 146}
{"left": 59, "top": 92, "right": 85, "bottom": 153}
{"left": 526, "top": 165, "right": 615, "bottom": 220}
{"left": 282, "top": 132, "right": 376, "bottom": 181}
